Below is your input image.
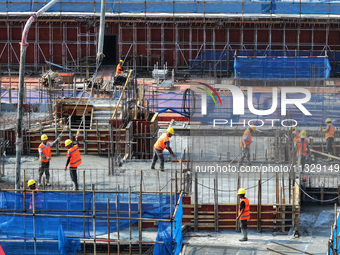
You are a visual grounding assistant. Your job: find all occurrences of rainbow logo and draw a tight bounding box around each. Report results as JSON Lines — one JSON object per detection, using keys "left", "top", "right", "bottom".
{"left": 198, "top": 83, "right": 222, "bottom": 106}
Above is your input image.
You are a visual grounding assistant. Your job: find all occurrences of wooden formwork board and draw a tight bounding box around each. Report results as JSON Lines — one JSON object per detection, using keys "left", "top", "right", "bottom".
{"left": 182, "top": 196, "right": 295, "bottom": 231}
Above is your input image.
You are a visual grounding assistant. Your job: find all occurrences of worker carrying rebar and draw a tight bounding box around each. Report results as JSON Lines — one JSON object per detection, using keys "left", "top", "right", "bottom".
{"left": 64, "top": 137, "right": 82, "bottom": 190}
{"left": 27, "top": 179, "right": 42, "bottom": 210}
{"left": 292, "top": 127, "right": 300, "bottom": 144}
{"left": 236, "top": 188, "right": 250, "bottom": 242}
{"left": 294, "top": 130, "right": 310, "bottom": 172}
{"left": 38, "top": 134, "right": 61, "bottom": 186}
{"left": 151, "top": 127, "right": 176, "bottom": 172}
{"left": 115, "top": 59, "right": 124, "bottom": 76}
{"left": 239, "top": 125, "right": 256, "bottom": 165}
{"left": 321, "top": 118, "right": 335, "bottom": 160}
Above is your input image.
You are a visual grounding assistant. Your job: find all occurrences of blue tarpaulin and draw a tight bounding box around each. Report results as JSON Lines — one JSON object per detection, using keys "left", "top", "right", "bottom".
{"left": 0, "top": 191, "right": 182, "bottom": 255}
{"left": 234, "top": 56, "right": 331, "bottom": 79}
{"left": 3, "top": 0, "right": 340, "bottom": 15}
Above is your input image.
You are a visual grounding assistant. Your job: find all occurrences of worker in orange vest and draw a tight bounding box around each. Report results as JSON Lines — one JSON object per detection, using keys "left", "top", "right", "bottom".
{"left": 115, "top": 59, "right": 124, "bottom": 76}
{"left": 27, "top": 179, "right": 42, "bottom": 210}
{"left": 38, "top": 134, "right": 61, "bottom": 186}
{"left": 151, "top": 127, "right": 176, "bottom": 171}
{"left": 295, "top": 130, "right": 310, "bottom": 172}
{"left": 239, "top": 125, "right": 256, "bottom": 165}
{"left": 321, "top": 118, "right": 335, "bottom": 160}
{"left": 64, "top": 137, "right": 82, "bottom": 190}
{"left": 292, "top": 127, "right": 300, "bottom": 144}
{"left": 236, "top": 188, "right": 250, "bottom": 242}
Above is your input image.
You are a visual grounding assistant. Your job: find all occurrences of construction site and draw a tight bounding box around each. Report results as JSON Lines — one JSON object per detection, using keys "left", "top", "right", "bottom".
{"left": 1, "top": 0, "right": 340, "bottom": 255}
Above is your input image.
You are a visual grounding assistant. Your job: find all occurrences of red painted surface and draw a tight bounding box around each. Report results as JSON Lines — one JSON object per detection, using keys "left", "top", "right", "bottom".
{"left": 0, "top": 245, "right": 5, "bottom": 255}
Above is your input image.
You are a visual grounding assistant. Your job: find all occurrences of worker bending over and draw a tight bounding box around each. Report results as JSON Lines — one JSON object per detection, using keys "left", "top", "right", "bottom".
{"left": 294, "top": 130, "right": 310, "bottom": 172}
{"left": 151, "top": 127, "right": 176, "bottom": 171}
{"left": 236, "top": 188, "right": 250, "bottom": 242}
{"left": 115, "top": 59, "right": 124, "bottom": 76}
{"left": 239, "top": 125, "right": 256, "bottom": 165}
{"left": 64, "top": 137, "right": 82, "bottom": 190}
{"left": 321, "top": 118, "right": 335, "bottom": 160}
{"left": 38, "top": 134, "right": 61, "bottom": 186}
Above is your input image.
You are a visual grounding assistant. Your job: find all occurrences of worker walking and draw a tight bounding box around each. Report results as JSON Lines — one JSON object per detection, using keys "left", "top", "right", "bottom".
{"left": 321, "top": 118, "right": 335, "bottom": 160}
{"left": 64, "top": 137, "right": 82, "bottom": 190}
{"left": 236, "top": 188, "right": 250, "bottom": 242}
{"left": 38, "top": 134, "right": 60, "bottom": 186}
{"left": 115, "top": 59, "right": 124, "bottom": 76}
{"left": 239, "top": 125, "right": 256, "bottom": 165}
{"left": 294, "top": 130, "right": 310, "bottom": 172}
{"left": 151, "top": 127, "right": 176, "bottom": 172}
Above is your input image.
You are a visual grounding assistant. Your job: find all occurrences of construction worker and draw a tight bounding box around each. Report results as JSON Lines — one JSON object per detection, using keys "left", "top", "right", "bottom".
{"left": 236, "top": 188, "right": 250, "bottom": 242}
{"left": 295, "top": 130, "right": 310, "bottom": 172}
{"left": 38, "top": 134, "right": 60, "bottom": 186}
{"left": 115, "top": 59, "right": 124, "bottom": 76}
{"left": 27, "top": 179, "right": 42, "bottom": 210}
{"left": 292, "top": 127, "right": 300, "bottom": 144}
{"left": 321, "top": 118, "right": 335, "bottom": 159}
{"left": 239, "top": 125, "right": 256, "bottom": 165}
{"left": 64, "top": 137, "right": 82, "bottom": 190}
{"left": 151, "top": 127, "right": 176, "bottom": 172}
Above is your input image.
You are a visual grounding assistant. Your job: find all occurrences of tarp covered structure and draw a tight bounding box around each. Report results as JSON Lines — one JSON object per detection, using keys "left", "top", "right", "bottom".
{"left": 0, "top": 191, "right": 182, "bottom": 255}
{"left": 234, "top": 56, "right": 331, "bottom": 79}
{"left": 3, "top": 0, "right": 340, "bottom": 16}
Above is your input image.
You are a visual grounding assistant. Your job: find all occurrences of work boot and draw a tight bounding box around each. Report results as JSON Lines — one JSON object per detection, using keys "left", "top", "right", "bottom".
{"left": 46, "top": 179, "right": 51, "bottom": 186}
{"left": 150, "top": 161, "right": 156, "bottom": 170}
{"left": 239, "top": 229, "right": 248, "bottom": 242}
{"left": 74, "top": 182, "right": 79, "bottom": 191}
{"left": 160, "top": 163, "right": 165, "bottom": 172}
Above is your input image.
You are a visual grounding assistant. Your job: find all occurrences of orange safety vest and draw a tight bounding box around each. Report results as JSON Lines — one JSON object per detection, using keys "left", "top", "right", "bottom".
{"left": 325, "top": 124, "right": 335, "bottom": 140}
{"left": 296, "top": 138, "right": 309, "bottom": 157}
{"left": 154, "top": 133, "right": 170, "bottom": 152}
{"left": 38, "top": 142, "right": 51, "bottom": 162}
{"left": 240, "top": 129, "right": 252, "bottom": 148}
{"left": 29, "top": 188, "right": 42, "bottom": 210}
{"left": 239, "top": 197, "right": 250, "bottom": 220}
{"left": 68, "top": 145, "right": 82, "bottom": 168}
{"left": 116, "top": 63, "right": 122, "bottom": 75}
{"left": 293, "top": 130, "right": 300, "bottom": 144}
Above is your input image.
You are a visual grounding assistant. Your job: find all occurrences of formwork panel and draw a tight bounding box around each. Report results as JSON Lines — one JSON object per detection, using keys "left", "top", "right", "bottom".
{"left": 67, "top": 27, "right": 78, "bottom": 42}
{"left": 285, "top": 30, "right": 297, "bottom": 44}
{"left": 39, "top": 27, "right": 49, "bottom": 41}
{"left": 151, "top": 28, "right": 161, "bottom": 42}
{"left": 164, "top": 27, "right": 174, "bottom": 42}
{"left": 314, "top": 30, "right": 326, "bottom": 44}
{"left": 229, "top": 29, "right": 240, "bottom": 43}
{"left": 137, "top": 26, "right": 146, "bottom": 42}
{"left": 11, "top": 26, "right": 22, "bottom": 41}
{"left": 53, "top": 44, "right": 62, "bottom": 64}
{"left": 257, "top": 29, "right": 269, "bottom": 43}
{"left": 271, "top": 30, "right": 283, "bottom": 43}
{"left": 53, "top": 26, "right": 62, "bottom": 42}
{"left": 26, "top": 44, "right": 35, "bottom": 64}
{"left": 215, "top": 29, "right": 226, "bottom": 43}
{"left": 243, "top": 29, "right": 254, "bottom": 43}
{"left": 300, "top": 30, "right": 312, "bottom": 44}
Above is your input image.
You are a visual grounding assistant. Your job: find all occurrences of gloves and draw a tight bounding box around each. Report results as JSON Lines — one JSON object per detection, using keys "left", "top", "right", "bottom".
{"left": 41, "top": 155, "right": 47, "bottom": 159}
{"left": 57, "top": 134, "right": 62, "bottom": 141}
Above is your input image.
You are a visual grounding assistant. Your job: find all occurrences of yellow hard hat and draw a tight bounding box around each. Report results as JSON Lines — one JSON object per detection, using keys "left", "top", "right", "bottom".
{"left": 325, "top": 118, "right": 332, "bottom": 124}
{"left": 41, "top": 134, "right": 48, "bottom": 141}
{"left": 300, "top": 130, "right": 307, "bottom": 137}
{"left": 65, "top": 139, "right": 72, "bottom": 147}
{"left": 237, "top": 188, "right": 246, "bottom": 195}
{"left": 249, "top": 125, "right": 256, "bottom": 131}
{"left": 119, "top": 59, "right": 123, "bottom": 63}
{"left": 167, "top": 127, "right": 174, "bottom": 135}
{"left": 28, "top": 179, "right": 36, "bottom": 187}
